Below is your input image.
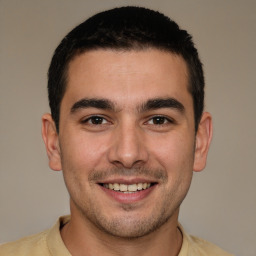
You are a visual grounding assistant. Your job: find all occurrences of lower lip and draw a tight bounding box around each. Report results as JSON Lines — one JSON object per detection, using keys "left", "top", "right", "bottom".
{"left": 99, "top": 185, "right": 156, "bottom": 204}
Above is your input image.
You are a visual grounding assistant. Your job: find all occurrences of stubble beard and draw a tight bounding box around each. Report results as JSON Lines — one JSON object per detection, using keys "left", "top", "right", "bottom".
{"left": 69, "top": 167, "right": 191, "bottom": 239}
{"left": 80, "top": 192, "right": 180, "bottom": 239}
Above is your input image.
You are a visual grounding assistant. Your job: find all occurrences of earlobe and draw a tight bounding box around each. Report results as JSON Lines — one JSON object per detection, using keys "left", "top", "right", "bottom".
{"left": 41, "top": 113, "right": 62, "bottom": 171}
{"left": 193, "top": 112, "right": 213, "bottom": 172}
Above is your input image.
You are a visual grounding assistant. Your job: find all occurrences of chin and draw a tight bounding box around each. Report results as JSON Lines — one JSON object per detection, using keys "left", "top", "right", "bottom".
{"left": 87, "top": 206, "right": 176, "bottom": 239}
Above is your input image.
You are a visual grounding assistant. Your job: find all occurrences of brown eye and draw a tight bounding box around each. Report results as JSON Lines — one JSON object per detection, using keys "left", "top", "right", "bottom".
{"left": 145, "top": 115, "right": 175, "bottom": 131}
{"left": 147, "top": 116, "right": 172, "bottom": 125}
{"left": 82, "top": 116, "right": 108, "bottom": 125}
{"left": 90, "top": 116, "right": 104, "bottom": 124}
{"left": 152, "top": 116, "right": 167, "bottom": 125}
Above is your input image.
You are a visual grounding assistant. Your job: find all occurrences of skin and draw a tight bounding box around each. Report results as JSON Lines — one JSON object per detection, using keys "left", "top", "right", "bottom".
{"left": 42, "top": 49, "right": 212, "bottom": 256}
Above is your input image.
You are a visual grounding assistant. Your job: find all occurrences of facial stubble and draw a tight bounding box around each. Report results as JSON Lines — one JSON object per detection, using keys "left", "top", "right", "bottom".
{"left": 66, "top": 166, "right": 192, "bottom": 239}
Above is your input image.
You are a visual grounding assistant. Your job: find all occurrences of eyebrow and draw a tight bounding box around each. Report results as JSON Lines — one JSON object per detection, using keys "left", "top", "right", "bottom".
{"left": 139, "top": 98, "right": 185, "bottom": 113}
{"left": 71, "top": 98, "right": 115, "bottom": 113}
{"left": 70, "top": 97, "right": 185, "bottom": 114}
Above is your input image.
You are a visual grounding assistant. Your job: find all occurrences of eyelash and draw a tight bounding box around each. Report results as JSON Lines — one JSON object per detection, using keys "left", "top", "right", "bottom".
{"left": 81, "top": 115, "right": 109, "bottom": 125}
{"left": 81, "top": 115, "right": 174, "bottom": 126}
{"left": 146, "top": 116, "right": 174, "bottom": 126}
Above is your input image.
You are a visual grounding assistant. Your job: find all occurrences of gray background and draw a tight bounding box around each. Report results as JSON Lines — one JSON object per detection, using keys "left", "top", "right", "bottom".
{"left": 1, "top": 0, "right": 255, "bottom": 255}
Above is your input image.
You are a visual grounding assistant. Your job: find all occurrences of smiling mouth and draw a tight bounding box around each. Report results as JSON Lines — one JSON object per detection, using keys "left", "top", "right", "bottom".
{"left": 99, "top": 183, "right": 156, "bottom": 193}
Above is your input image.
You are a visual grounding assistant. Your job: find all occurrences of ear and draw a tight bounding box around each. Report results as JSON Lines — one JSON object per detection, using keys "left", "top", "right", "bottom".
{"left": 193, "top": 112, "right": 213, "bottom": 172}
{"left": 41, "top": 113, "right": 62, "bottom": 171}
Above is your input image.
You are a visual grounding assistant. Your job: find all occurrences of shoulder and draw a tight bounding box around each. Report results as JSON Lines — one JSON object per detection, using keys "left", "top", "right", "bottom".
{"left": 179, "top": 224, "right": 234, "bottom": 256}
{"left": 187, "top": 234, "right": 234, "bottom": 256}
{"left": 0, "top": 216, "right": 71, "bottom": 256}
{"left": 0, "top": 230, "right": 49, "bottom": 256}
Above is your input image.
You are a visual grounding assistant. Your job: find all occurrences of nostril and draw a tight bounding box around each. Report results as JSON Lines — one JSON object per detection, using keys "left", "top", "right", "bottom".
{"left": 111, "top": 159, "right": 146, "bottom": 169}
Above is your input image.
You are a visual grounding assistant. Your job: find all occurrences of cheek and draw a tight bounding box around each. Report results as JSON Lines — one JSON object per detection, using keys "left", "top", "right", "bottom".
{"left": 148, "top": 131, "right": 195, "bottom": 169}
{"left": 59, "top": 130, "right": 111, "bottom": 174}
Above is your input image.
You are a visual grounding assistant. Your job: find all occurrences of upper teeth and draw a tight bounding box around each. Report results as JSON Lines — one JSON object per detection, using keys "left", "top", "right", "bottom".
{"left": 103, "top": 183, "right": 151, "bottom": 192}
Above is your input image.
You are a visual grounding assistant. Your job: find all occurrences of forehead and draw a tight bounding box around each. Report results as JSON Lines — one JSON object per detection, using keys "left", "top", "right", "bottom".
{"left": 63, "top": 49, "right": 192, "bottom": 111}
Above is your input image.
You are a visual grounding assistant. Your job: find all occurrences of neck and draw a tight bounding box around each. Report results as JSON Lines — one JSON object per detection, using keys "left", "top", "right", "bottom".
{"left": 61, "top": 210, "right": 183, "bottom": 256}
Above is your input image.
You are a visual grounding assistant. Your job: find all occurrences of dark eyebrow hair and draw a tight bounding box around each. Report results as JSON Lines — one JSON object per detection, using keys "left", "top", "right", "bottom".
{"left": 71, "top": 98, "right": 115, "bottom": 113}
{"left": 140, "top": 98, "right": 185, "bottom": 113}
{"left": 70, "top": 97, "right": 185, "bottom": 114}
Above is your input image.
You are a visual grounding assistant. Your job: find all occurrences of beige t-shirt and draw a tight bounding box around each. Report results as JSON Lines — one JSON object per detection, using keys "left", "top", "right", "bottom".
{"left": 0, "top": 216, "right": 233, "bottom": 256}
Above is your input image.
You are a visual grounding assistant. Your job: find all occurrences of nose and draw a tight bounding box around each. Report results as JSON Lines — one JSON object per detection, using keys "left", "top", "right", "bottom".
{"left": 107, "top": 122, "right": 149, "bottom": 169}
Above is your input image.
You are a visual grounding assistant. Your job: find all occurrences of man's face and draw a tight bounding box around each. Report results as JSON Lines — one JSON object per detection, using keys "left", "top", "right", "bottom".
{"left": 44, "top": 49, "right": 210, "bottom": 238}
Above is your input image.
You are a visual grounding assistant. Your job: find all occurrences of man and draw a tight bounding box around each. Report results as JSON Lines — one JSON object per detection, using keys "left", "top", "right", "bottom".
{"left": 0, "top": 6, "right": 233, "bottom": 256}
